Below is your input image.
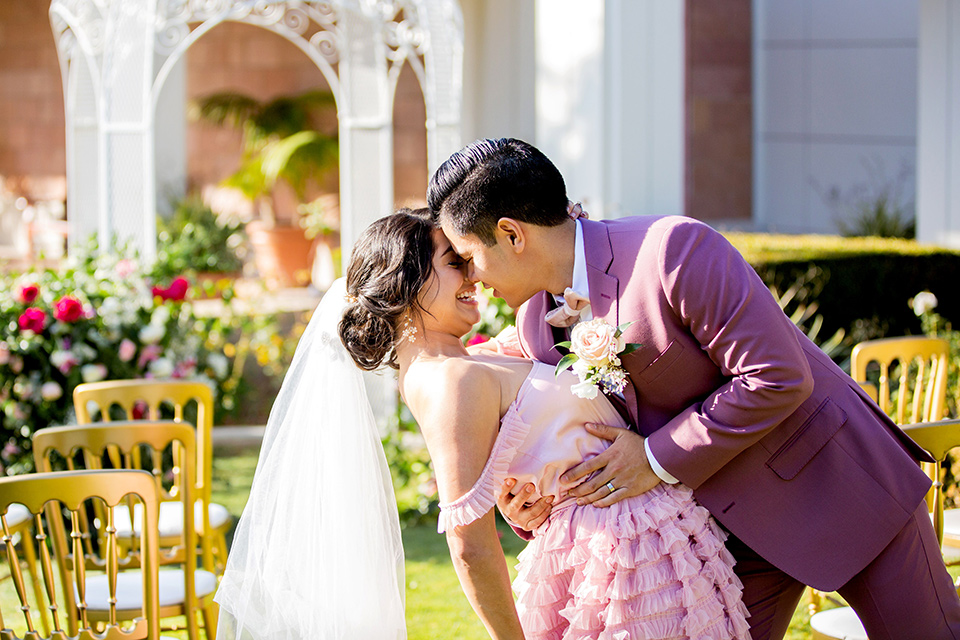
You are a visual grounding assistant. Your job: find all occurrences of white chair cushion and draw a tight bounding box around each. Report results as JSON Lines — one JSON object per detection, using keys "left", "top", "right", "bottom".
{"left": 113, "top": 501, "right": 231, "bottom": 537}
{"left": 5, "top": 503, "right": 31, "bottom": 527}
{"left": 810, "top": 606, "right": 868, "bottom": 640}
{"left": 84, "top": 569, "right": 217, "bottom": 610}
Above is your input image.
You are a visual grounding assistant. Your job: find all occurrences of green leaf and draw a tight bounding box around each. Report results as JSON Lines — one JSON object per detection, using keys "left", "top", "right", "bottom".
{"left": 555, "top": 353, "right": 578, "bottom": 376}
{"left": 620, "top": 343, "right": 642, "bottom": 356}
{"left": 554, "top": 340, "right": 572, "bottom": 350}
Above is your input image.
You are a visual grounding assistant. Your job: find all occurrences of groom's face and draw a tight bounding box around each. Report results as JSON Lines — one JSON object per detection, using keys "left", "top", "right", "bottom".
{"left": 439, "top": 216, "right": 533, "bottom": 309}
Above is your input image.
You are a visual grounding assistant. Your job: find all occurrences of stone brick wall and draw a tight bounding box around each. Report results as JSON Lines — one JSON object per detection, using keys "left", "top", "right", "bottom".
{"left": 685, "top": 0, "right": 752, "bottom": 222}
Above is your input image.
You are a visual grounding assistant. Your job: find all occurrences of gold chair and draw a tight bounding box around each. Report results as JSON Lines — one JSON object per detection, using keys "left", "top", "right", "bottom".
{"left": 0, "top": 468, "right": 166, "bottom": 640}
{"left": 33, "top": 421, "right": 218, "bottom": 640}
{"left": 73, "top": 379, "right": 230, "bottom": 574}
{"left": 809, "top": 418, "right": 960, "bottom": 639}
{"left": 851, "top": 336, "right": 949, "bottom": 424}
{"left": 2, "top": 503, "right": 48, "bottom": 635}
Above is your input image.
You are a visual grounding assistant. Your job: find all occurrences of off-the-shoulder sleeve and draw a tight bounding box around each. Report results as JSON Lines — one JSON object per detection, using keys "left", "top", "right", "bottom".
{"left": 437, "top": 406, "right": 532, "bottom": 533}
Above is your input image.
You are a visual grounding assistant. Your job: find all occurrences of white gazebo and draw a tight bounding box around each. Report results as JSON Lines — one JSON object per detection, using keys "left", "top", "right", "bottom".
{"left": 48, "top": 0, "right": 463, "bottom": 264}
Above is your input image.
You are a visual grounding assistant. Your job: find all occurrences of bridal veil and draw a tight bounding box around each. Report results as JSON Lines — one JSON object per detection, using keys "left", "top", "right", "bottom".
{"left": 215, "top": 278, "right": 406, "bottom": 639}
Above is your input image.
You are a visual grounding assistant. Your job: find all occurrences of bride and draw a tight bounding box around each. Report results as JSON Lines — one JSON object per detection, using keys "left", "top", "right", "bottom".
{"left": 215, "top": 208, "right": 750, "bottom": 640}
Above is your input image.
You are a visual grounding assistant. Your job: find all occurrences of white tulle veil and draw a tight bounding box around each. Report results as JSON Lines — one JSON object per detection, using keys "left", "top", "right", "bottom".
{"left": 215, "top": 278, "right": 406, "bottom": 640}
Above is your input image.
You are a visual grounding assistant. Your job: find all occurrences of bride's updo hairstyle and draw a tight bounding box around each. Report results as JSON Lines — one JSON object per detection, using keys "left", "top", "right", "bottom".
{"left": 339, "top": 208, "right": 436, "bottom": 370}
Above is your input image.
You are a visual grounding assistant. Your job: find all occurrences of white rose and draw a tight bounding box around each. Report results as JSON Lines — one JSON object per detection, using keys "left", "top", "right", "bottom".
{"left": 149, "top": 357, "right": 175, "bottom": 378}
{"left": 80, "top": 364, "right": 108, "bottom": 383}
{"left": 139, "top": 323, "right": 165, "bottom": 344}
{"left": 911, "top": 291, "right": 938, "bottom": 316}
{"left": 570, "top": 380, "right": 599, "bottom": 399}
{"left": 206, "top": 353, "right": 229, "bottom": 380}
{"left": 570, "top": 319, "right": 620, "bottom": 368}
{"left": 40, "top": 381, "right": 63, "bottom": 401}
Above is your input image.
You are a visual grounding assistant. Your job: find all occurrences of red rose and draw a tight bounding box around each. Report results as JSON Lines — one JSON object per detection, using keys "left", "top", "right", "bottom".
{"left": 466, "top": 333, "right": 490, "bottom": 346}
{"left": 54, "top": 296, "right": 84, "bottom": 323}
{"left": 152, "top": 276, "right": 190, "bottom": 302}
{"left": 18, "top": 308, "right": 47, "bottom": 333}
{"left": 17, "top": 284, "right": 39, "bottom": 304}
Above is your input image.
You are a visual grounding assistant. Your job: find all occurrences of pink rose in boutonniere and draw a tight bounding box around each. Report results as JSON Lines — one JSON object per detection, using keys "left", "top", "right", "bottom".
{"left": 555, "top": 318, "right": 641, "bottom": 398}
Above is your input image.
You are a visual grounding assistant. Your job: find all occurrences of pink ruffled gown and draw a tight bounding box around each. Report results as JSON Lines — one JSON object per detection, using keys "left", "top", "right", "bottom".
{"left": 437, "top": 362, "right": 751, "bottom": 640}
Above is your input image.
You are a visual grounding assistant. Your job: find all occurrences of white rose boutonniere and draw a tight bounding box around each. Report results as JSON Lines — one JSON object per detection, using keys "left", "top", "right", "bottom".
{"left": 555, "top": 319, "right": 641, "bottom": 398}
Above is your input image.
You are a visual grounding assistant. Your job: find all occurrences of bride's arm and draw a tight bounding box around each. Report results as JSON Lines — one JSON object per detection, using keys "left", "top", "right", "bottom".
{"left": 446, "top": 511, "right": 524, "bottom": 639}
{"left": 414, "top": 361, "right": 524, "bottom": 640}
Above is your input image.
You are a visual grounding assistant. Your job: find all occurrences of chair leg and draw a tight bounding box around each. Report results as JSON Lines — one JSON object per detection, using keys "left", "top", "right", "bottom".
{"left": 202, "top": 600, "right": 219, "bottom": 640}
{"left": 20, "top": 529, "right": 51, "bottom": 636}
{"left": 215, "top": 531, "right": 229, "bottom": 576}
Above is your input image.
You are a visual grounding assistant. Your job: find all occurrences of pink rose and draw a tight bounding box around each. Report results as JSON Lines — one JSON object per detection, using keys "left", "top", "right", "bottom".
{"left": 18, "top": 308, "right": 47, "bottom": 334}
{"left": 115, "top": 259, "right": 137, "bottom": 279}
{"left": 138, "top": 344, "right": 163, "bottom": 369}
{"left": 17, "top": 284, "right": 39, "bottom": 304}
{"left": 54, "top": 296, "right": 84, "bottom": 323}
{"left": 569, "top": 318, "right": 623, "bottom": 368}
{"left": 118, "top": 338, "right": 137, "bottom": 362}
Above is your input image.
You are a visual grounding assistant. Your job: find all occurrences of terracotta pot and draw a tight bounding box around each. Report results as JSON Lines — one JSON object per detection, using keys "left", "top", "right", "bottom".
{"left": 246, "top": 221, "right": 314, "bottom": 289}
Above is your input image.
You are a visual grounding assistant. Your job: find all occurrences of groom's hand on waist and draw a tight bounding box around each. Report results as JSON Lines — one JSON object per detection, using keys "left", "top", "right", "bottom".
{"left": 560, "top": 424, "right": 661, "bottom": 507}
{"left": 497, "top": 478, "right": 553, "bottom": 533}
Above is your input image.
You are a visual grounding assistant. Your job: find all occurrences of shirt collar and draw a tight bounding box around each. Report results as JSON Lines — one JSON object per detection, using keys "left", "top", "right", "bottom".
{"left": 554, "top": 218, "right": 590, "bottom": 304}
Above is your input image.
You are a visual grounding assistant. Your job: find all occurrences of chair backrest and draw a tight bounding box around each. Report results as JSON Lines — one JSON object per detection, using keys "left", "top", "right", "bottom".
{"left": 901, "top": 418, "right": 960, "bottom": 545}
{"left": 0, "top": 469, "right": 161, "bottom": 640}
{"left": 72, "top": 380, "right": 214, "bottom": 544}
{"left": 32, "top": 421, "right": 203, "bottom": 626}
{"left": 851, "top": 336, "right": 949, "bottom": 424}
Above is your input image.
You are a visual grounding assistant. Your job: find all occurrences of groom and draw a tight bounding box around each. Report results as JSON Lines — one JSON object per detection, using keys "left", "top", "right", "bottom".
{"left": 427, "top": 138, "right": 960, "bottom": 640}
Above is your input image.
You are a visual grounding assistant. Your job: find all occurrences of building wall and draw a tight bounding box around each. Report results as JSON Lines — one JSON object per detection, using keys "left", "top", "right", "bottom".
{"left": 0, "top": 2, "right": 429, "bottom": 219}
{"left": 753, "top": 0, "right": 918, "bottom": 234}
{"left": 0, "top": 0, "right": 66, "bottom": 201}
{"left": 685, "top": 0, "right": 753, "bottom": 223}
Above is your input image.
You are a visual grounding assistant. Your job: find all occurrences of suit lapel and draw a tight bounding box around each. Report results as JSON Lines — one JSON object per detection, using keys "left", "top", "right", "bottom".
{"left": 581, "top": 220, "right": 619, "bottom": 326}
{"left": 581, "top": 220, "right": 641, "bottom": 430}
{"left": 517, "top": 291, "right": 565, "bottom": 366}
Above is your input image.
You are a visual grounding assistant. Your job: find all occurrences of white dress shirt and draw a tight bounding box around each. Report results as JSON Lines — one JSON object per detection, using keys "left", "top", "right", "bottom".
{"left": 557, "top": 220, "right": 678, "bottom": 485}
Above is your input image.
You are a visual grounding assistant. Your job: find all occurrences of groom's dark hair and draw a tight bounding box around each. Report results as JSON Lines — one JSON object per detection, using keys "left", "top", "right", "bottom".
{"left": 427, "top": 138, "right": 569, "bottom": 246}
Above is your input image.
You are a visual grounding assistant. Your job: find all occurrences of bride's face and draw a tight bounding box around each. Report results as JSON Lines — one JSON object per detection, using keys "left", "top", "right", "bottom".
{"left": 415, "top": 228, "right": 480, "bottom": 338}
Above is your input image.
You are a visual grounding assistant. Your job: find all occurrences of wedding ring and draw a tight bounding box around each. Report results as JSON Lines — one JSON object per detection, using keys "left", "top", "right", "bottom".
{"left": 605, "top": 481, "right": 616, "bottom": 494}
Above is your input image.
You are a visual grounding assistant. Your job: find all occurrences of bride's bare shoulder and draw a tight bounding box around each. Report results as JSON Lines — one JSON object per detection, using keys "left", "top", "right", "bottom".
{"left": 405, "top": 357, "right": 498, "bottom": 414}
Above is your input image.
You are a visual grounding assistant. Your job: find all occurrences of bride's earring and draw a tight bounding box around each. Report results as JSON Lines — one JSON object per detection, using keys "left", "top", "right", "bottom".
{"left": 399, "top": 316, "right": 418, "bottom": 343}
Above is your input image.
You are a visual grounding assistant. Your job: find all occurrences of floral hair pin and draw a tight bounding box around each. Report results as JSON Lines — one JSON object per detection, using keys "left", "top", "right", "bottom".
{"left": 555, "top": 318, "right": 641, "bottom": 399}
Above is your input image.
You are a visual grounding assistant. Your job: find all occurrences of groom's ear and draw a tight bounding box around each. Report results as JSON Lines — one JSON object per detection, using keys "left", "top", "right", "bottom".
{"left": 496, "top": 218, "right": 526, "bottom": 254}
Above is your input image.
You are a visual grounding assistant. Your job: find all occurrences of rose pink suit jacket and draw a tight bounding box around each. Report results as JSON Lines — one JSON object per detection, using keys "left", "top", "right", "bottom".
{"left": 515, "top": 215, "right": 932, "bottom": 591}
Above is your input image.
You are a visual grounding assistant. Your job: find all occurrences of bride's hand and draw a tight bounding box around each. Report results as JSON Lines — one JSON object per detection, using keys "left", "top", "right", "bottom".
{"left": 496, "top": 478, "right": 553, "bottom": 531}
{"left": 560, "top": 424, "right": 661, "bottom": 507}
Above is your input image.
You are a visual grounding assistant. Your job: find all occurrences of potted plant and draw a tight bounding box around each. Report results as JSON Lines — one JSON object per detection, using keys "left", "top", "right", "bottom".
{"left": 191, "top": 90, "right": 339, "bottom": 289}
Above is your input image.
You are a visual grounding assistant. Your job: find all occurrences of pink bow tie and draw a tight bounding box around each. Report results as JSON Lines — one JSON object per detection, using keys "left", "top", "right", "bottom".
{"left": 545, "top": 288, "right": 590, "bottom": 328}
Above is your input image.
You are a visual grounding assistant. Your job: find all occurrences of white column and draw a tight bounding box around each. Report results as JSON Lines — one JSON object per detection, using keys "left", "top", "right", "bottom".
{"left": 99, "top": 0, "right": 157, "bottom": 260}
{"left": 337, "top": 8, "right": 394, "bottom": 265}
{"left": 534, "top": 0, "right": 684, "bottom": 219}
{"left": 154, "top": 54, "right": 186, "bottom": 217}
{"left": 918, "top": 0, "right": 960, "bottom": 247}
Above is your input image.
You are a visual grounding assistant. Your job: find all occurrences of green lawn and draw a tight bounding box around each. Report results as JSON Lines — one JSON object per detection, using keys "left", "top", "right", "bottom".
{"left": 4, "top": 445, "right": 956, "bottom": 639}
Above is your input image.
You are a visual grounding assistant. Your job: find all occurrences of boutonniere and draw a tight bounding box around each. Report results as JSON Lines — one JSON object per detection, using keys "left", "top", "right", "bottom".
{"left": 555, "top": 318, "right": 641, "bottom": 399}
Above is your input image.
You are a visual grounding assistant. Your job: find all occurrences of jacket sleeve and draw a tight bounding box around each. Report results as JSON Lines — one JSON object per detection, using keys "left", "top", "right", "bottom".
{"left": 645, "top": 219, "right": 814, "bottom": 489}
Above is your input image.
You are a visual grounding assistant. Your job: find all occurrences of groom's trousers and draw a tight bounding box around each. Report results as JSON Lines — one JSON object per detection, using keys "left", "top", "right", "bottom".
{"left": 727, "top": 500, "right": 960, "bottom": 640}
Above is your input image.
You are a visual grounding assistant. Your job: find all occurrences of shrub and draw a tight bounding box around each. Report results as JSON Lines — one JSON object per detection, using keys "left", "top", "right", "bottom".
{"left": 727, "top": 232, "right": 960, "bottom": 342}
{"left": 155, "top": 195, "right": 246, "bottom": 279}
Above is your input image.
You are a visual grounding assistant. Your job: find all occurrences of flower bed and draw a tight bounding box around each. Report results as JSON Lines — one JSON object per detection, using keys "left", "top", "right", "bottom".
{"left": 0, "top": 247, "right": 277, "bottom": 474}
